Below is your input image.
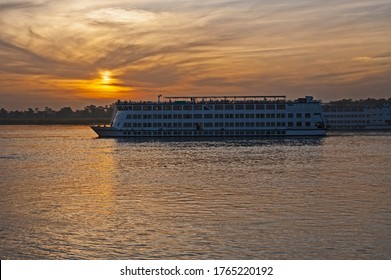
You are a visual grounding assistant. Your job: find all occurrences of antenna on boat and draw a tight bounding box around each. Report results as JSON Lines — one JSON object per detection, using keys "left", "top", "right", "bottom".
{"left": 158, "top": 94, "right": 162, "bottom": 103}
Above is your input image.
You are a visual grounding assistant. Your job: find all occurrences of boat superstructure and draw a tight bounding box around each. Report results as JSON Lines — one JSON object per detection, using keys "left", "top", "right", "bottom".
{"left": 91, "top": 95, "right": 327, "bottom": 137}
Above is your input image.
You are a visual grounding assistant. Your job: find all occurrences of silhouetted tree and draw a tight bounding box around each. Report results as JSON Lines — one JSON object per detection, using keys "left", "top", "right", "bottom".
{"left": 57, "top": 107, "right": 73, "bottom": 117}
{"left": 0, "top": 108, "right": 7, "bottom": 117}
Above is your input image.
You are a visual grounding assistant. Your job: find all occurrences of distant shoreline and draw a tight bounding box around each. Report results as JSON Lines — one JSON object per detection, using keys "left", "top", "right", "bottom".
{"left": 0, "top": 118, "right": 110, "bottom": 125}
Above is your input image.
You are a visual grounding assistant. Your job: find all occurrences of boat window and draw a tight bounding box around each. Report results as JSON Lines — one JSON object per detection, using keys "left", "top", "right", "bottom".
{"left": 305, "top": 113, "right": 311, "bottom": 118}
{"left": 256, "top": 104, "right": 265, "bottom": 110}
{"left": 245, "top": 105, "right": 254, "bottom": 110}
{"left": 133, "top": 105, "right": 142, "bottom": 111}
{"left": 173, "top": 105, "right": 182, "bottom": 110}
{"left": 194, "top": 114, "right": 202, "bottom": 119}
{"left": 215, "top": 105, "right": 224, "bottom": 110}
{"left": 194, "top": 105, "right": 202, "bottom": 110}
{"left": 266, "top": 104, "right": 275, "bottom": 110}
{"left": 153, "top": 106, "right": 161, "bottom": 111}
{"left": 204, "top": 114, "right": 213, "bottom": 119}
{"left": 235, "top": 104, "right": 244, "bottom": 110}
{"left": 225, "top": 105, "right": 234, "bottom": 110}
{"left": 183, "top": 105, "right": 192, "bottom": 110}
{"left": 143, "top": 106, "right": 152, "bottom": 111}
{"left": 163, "top": 105, "right": 172, "bottom": 111}
{"left": 276, "top": 104, "right": 286, "bottom": 110}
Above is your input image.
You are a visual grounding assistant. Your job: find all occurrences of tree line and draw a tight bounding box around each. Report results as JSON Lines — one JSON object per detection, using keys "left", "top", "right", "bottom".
{"left": 0, "top": 105, "right": 114, "bottom": 124}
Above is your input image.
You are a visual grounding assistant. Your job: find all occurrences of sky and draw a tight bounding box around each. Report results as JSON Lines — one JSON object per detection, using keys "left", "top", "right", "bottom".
{"left": 0, "top": 0, "right": 390, "bottom": 109}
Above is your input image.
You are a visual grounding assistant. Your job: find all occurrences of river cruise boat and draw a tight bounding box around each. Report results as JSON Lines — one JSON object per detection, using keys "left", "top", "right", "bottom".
{"left": 91, "top": 95, "right": 327, "bottom": 137}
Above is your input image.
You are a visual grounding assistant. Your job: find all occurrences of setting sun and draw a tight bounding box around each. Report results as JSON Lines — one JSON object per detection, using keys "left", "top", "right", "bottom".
{"left": 101, "top": 71, "right": 112, "bottom": 85}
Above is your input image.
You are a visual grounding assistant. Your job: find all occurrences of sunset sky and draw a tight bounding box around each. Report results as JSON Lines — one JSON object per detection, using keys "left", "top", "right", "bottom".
{"left": 1, "top": 0, "right": 390, "bottom": 109}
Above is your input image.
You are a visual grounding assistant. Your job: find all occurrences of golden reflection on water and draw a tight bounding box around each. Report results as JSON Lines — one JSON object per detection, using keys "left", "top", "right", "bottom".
{"left": 0, "top": 126, "right": 120, "bottom": 258}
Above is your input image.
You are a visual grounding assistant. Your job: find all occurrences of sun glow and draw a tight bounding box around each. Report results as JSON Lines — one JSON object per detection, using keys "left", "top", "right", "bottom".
{"left": 46, "top": 69, "right": 132, "bottom": 100}
{"left": 101, "top": 71, "right": 112, "bottom": 85}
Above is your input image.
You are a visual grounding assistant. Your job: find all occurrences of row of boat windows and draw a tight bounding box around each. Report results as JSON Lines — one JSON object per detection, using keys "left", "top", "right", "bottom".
{"left": 324, "top": 114, "right": 385, "bottom": 118}
{"left": 126, "top": 113, "right": 312, "bottom": 120}
{"left": 117, "top": 104, "right": 286, "bottom": 111}
{"left": 329, "top": 120, "right": 372, "bottom": 124}
{"left": 122, "top": 122, "right": 312, "bottom": 128}
{"left": 121, "top": 130, "right": 288, "bottom": 136}
{"left": 330, "top": 125, "right": 367, "bottom": 129}
{"left": 322, "top": 107, "right": 387, "bottom": 112}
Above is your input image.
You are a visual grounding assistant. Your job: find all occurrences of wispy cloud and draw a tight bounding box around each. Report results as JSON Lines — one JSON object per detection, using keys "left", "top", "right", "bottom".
{"left": 85, "top": 7, "right": 157, "bottom": 24}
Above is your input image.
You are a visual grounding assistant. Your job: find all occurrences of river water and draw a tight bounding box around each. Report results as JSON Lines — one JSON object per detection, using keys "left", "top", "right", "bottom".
{"left": 0, "top": 126, "right": 390, "bottom": 259}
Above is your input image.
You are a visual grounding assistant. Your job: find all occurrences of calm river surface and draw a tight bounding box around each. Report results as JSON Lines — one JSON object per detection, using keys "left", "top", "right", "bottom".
{"left": 0, "top": 126, "right": 390, "bottom": 259}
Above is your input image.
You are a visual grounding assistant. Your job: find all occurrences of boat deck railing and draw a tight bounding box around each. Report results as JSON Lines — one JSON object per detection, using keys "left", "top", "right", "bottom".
{"left": 115, "top": 96, "right": 321, "bottom": 106}
{"left": 116, "top": 95, "right": 290, "bottom": 105}
{"left": 164, "top": 95, "right": 286, "bottom": 102}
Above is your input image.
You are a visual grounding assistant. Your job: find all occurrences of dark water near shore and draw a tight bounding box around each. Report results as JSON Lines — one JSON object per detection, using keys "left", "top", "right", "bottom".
{"left": 0, "top": 126, "right": 390, "bottom": 259}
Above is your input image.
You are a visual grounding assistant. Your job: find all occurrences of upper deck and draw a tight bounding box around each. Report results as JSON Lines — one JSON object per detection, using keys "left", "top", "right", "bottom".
{"left": 162, "top": 95, "right": 286, "bottom": 104}
{"left": 115, "top": 95, "right": 316, "bottom": 106}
